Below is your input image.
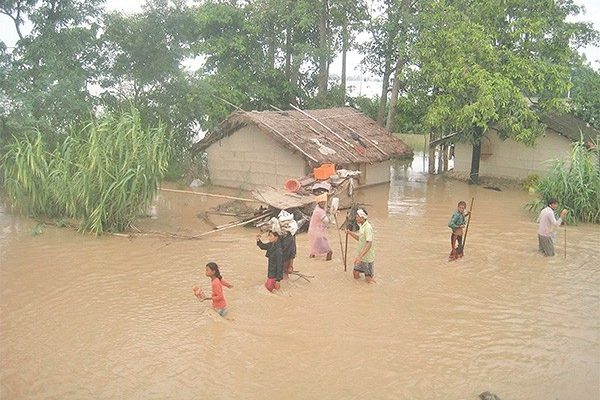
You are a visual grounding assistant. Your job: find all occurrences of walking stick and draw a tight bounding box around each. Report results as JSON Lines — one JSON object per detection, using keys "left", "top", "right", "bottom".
{"left": 344, "top": 230, "right": 349, "bottom": 272}
{"left": 331, "top": 198, "right": 346, "bottom": 271}
{"left": 460, "top": 197, "right": 475, "bottom": 253}
{"left": 564, "top": 221, "right": 567, "bottom": 259}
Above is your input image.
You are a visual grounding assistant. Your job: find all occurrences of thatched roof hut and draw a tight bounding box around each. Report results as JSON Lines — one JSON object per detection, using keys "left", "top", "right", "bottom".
{"left": 196, "top": 107, "right": 413, "bottom": 189}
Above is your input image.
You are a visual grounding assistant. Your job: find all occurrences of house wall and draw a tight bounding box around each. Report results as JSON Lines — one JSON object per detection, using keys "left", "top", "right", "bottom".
{"left": 452, "top": 131, "right": 571, "bottom": 179}
{"left": 206, "top": 126, "right": 307, "bottom": 189}
{"left": 365, "top": 160, "right": 392, "bottom": 185}
{"left": 345, "top": 160, "right": 392, "bottom": 186}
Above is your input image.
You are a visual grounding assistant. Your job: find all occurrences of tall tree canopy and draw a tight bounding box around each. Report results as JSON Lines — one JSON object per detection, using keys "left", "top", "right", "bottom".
{"left": 398, "top": 0, "right": 597, "bottom": 182}
{"left": 1, "top": 0, "right": 597, "bottom": 179}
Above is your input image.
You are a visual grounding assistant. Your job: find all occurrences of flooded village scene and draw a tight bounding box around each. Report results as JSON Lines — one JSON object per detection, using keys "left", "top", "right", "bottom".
{"left": 1, "top": 1, "right": 599, "bottom": 400}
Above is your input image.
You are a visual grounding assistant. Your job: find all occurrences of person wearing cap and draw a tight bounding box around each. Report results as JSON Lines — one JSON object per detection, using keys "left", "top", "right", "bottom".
{"left": 537, "top": 198, "right": 568, "bottom": 256}
{"left": 346, "top": 208, "right": 375, "bottom": 283}
{"left": 308, "top": 193, "right": 333, "bottom": 261}
{"left": 278, "top": 210, "right": 298, "bottom": 275}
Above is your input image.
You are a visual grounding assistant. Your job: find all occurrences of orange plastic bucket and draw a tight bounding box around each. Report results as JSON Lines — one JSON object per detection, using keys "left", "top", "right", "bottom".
{"left": 313, "top": 163, "right": 336, "bottom": 180}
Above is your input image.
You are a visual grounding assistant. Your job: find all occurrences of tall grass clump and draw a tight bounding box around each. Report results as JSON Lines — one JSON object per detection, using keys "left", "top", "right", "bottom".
{"left": 2, "top": 107, "right": 171, "bottom": 233}
{"left": 526, "top": 139, "right": 600, "bottom": 224}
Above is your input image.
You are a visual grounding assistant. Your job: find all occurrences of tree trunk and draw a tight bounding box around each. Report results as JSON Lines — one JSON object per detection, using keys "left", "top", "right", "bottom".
{"left": 469, "top": 131, "right": 483, "bottom": 184}
{"left": 385, "top": 56, "right": 406, "bottom": 132}
{"left": 442, "top": 144, "right": 448, "bottom": 172}
{"left": 285, "top": 27, "right": 292, "bottom": 81}
{"left": 428, "top": 135, "right": 436, "bottom": 174}
{"left": 317, "top": 0, "right": 330, "bottom": 99}
{"left": 341, "top": 25, "right": 348, "bottom": 103}
{"left": 376, "top": 61, "right": 392, "bottom": 125}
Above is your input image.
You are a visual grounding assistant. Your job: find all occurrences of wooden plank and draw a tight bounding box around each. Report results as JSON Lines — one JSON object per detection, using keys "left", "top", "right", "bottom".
{"left": 252, "top": 187, "right": 316, "bottom": 209}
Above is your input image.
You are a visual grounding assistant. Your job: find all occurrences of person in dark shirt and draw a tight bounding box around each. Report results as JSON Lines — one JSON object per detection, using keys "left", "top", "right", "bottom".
{"left": 256, "top": 230, "right": 283, "bottom": 292}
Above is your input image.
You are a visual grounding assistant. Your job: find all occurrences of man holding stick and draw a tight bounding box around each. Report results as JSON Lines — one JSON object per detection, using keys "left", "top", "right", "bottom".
{"left": 345, "top": 208, "right": 375, "bottom": 284}
{"left": 537, "top": 198, "right": 568, "bottom": 257}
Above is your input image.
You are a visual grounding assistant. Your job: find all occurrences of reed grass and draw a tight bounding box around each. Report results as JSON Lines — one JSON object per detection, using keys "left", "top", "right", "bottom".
{"left": 2, "top": 107, "right": 171, "bottom": 234}
{"left": 526, "top": 139, "right": 600, "bottom": 224}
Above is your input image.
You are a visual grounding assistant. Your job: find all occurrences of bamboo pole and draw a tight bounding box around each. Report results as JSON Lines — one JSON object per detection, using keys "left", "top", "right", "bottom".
{"left": 213, "top": 96, "right": 319, "bottom": 163}
{"left": 290, "top": 104, "right": 354, "bottom": 147}
{"left": 191, "top": 212, "right": 271, "bottom": 239}
{"left": 256, "top": 119, "right": 320, "bottom": 163}
{"left": 270, "top": 104, "right": 359, "bottom": 161}
{"left": 461, "top": 197, "right": 475, "bottom": 252}
{"left": 337, "top": 121, "right": 389, "bottom": 157}
{"left": 564, "top": 221, "right": 567, "bottom": 259}
{"left": 160, "top": 188, "right": 260, "bottom": 203}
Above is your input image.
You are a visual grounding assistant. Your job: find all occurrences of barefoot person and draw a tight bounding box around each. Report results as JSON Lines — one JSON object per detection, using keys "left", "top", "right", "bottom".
{"left": 308, "top": 193, "right": 333, "bottom": 261}
{"left": 448, "top": 200, "right": 471, "bottom": 261}
{"left": 346, "top": 208, "right": 375, "bottom": 283}
{"left": 537, "top": 198, "right": 568, "bottom": 256}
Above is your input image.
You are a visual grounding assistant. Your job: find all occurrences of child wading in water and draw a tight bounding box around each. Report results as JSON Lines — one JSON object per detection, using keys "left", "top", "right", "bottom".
{"left": 448, "top": 201, "right": 471, "bottom": 261}
{"left": 193, "top": 262, "right": 233, "bottom": 316}
{"left": 256, "top": 230, "right": 283, "bottom": 292}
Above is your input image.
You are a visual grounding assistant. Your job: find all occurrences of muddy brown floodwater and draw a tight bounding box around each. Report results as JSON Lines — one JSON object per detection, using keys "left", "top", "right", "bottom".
{"left": 1, "top": 158, "right": 599, "bottom": 400}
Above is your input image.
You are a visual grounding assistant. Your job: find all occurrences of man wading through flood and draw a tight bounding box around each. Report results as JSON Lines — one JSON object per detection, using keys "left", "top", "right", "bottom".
{"left": 537, "top": 198, "right": 568, "bottom": 257}
{"left": 346, "top": 208, "right": 375, "bottom": 283}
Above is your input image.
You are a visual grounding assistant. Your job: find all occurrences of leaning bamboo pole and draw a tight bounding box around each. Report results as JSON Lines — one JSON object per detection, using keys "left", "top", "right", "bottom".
{"left": 269, "top": 104, "right": 359, "bottom": 162}
{"left": 338, "top": 123, "right": 389, "bottom": 156}
{"left": 191, "top": 211, "right": 271, "bottom": 239}
{"left": 290, "top": 104, "right": 354, "bottom": 148}
{"left": 214, "top": 95, "right": 320, "bottom": 163}
{"left": 160, "top": 188, "right": 260, "bottom": 203}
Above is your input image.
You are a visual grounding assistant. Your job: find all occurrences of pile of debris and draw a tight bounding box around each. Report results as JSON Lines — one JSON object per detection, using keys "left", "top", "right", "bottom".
{"left": 249, "top": 168, "right": 360, "bottom": 232}
{"left": 198, "top": 168, "right": 361, "bottom": 235}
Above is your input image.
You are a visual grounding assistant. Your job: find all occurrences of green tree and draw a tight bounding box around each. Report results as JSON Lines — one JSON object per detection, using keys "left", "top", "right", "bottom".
{"left": 406, "top": 0, "right": 597, "bottom": 183}
{"left": 98, "top": 0, "right": 199, "bottom": 152}
{"left": 570, "top": 61, "right": 600, "bottom": 129}
{"left": 359, "top": 0, "right": 405, "bottom": 126}
{"left": 1, "top": 0, "right": 104, "bottom": 140}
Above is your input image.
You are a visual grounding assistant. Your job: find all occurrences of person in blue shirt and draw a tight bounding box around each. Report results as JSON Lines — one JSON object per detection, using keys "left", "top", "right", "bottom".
{"left": 448, "top": 201, "right": 470, "bottom": 261}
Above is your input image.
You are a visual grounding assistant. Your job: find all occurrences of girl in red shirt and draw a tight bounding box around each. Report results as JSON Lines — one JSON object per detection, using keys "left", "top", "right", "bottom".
{"left": 193, "top": 262, "right": 233, "bottom": 317}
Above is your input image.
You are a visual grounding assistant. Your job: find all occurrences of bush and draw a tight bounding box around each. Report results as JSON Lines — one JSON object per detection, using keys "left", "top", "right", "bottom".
{"left": 1, "top": 107, "right": 171, "bottom": 233}
{"left": 526, "top": 140, "right": 600, "bottom": 223}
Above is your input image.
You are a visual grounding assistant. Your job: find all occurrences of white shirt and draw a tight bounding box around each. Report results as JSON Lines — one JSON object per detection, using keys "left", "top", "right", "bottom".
{"left": 537, "top": 206, "right": 562, "bottom": 237}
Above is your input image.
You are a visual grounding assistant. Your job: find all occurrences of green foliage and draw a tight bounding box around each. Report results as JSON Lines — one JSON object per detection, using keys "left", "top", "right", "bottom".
{"left": 1, "top": 0, "right": 104, "bottom": 138}
{"left": 570, "top": 61, "right": 600, "bottom": 129}
{"left": 98, "top": 1, "right": 201, "bottom": 153}
{"left": 526, "top": 140, "right": 600, "bottom": 224}
{"left": 521, "top": 174, "right": 540, "bottom": 191}
{"left": 1, "top": 107, "right": 171, "bottom": 234}
{"left": 349, "top": 95, "right": 380, "bottom": 121}
{"left": 404, "top": 0, "right": 595, "bottom": 146}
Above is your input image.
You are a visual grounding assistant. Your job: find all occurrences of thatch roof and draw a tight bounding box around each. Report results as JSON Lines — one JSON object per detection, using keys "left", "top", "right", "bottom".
{"left": 196, "top": 107, "right": 413, "bottom": 165}
{"left": 540, "top": 113, "right": 599, "bottom": 142}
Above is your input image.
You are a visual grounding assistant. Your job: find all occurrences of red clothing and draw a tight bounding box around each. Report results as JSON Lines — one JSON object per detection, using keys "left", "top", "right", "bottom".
{"left": 211, "top": 278, "right": 227, "bottom": 309}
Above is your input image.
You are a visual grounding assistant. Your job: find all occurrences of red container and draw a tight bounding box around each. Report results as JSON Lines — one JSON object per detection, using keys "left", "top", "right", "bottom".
{"left": 284, "top": 179, "right": 301, "bottom": 192}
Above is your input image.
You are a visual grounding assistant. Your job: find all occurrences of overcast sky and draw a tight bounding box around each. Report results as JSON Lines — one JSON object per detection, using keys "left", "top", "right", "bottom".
{"left": 1, "top": 0, "right": 599, "bottom": 75}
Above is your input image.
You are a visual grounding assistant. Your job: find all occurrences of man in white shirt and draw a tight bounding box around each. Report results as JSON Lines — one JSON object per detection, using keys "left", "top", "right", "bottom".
{"left": 537, "top": 198, "right": 568, "bottom": 256}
